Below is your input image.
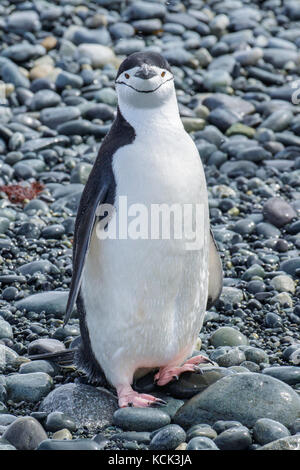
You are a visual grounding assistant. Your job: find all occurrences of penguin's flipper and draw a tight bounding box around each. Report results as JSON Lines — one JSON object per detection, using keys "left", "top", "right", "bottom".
{"left": 64, "top": 184, "right": 108, "bottom": 326}
{"left": 206, "top": 228, "right": 223, "bottom": 310}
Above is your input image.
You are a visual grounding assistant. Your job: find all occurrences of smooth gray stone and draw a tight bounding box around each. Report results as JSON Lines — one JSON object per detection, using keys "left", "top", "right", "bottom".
{"left": 149, "top": 424, "right": 186, "bottom": 450}
{"left": 262, "top": 366, "right": 300, "bottom": 386}
{"left": 29, "top": 90, "right": 61, "bottom": 111}
{"left": 214, "top": 426, "right": 252, "bottom": 450}
{"left": 124, "top": 1, "right": 167, "bottom": 20}
{"left": 256, "top": 222, "right": 281, "bottom": 238}
{"left": 210, "top": 327, "right": 248, "bottom": 347}
{"left": 18, "top": 260, "right": 59, "bottom": 276}
{"left": 40, "top": 106, "right": 81, "bottom": 129}
{"left": 0, "top": 345, "right": 21, "bottom": 369}
{"left": 1, "top": 62, "right": 30, "bottom": 88}
{"left": 2, "top": 44, "right": 45, "bottom": 62}
{"left": 260, "top": 110, "right": 293, "bottom": 132}
{"left": 15, "top": 291, "right": 71, "bottom": 318}
{"left": 174, "top": 373, "right": 300, "bottom": 428}
{"left": 28, "top": 338, "right": 66, "bottom": 356}
{"left": 113, "top": 408, "right": 171, "bottom": 432}
{"left": 110, "top": 431, "right": 151, "bottom": 444}
{"left": 263, "top": 198, "right": 297, "bottom": 228}
{"left": 37, "top": 439, "right": 101, "bottom": 450}
{"left": 220, "top": 160, "right": 257, "bottom": 178}
{"left": 72, "top": 27, "right": 111, "bottom": 46}
{"left": 109, "top": 22, "right": 135, "bottom": 39}
{"left": 19, "top": 360, "right": 58, "bottom": 377}
{"left": 39, "top": 383, "right": 118, "bottom": 431}
{"left": 263, "top": 48, "right": 298, "bottom": 68}
{"left": 45, "top": 411, "right": 76, "bottom": 432}
{"left": 186, "top": 436, "right": 219, "bottom": 450}
{"left": 253, "top": 418, "right": 290, "bottom": 445}
{"left": 0, "top": 318, "right": 13, "bottom": 340}
{"left": 5, "top": 373, "right": 53, "bottom": 403}
{"left": 280, "top": 258, "right": 300, "bottom": 277}
{"left": 2, "top": 417, "right": 47, "bottom": 450}
{"left": 257, "top": 435, "right": 300, "bottom": 450}
{"left": 20, "top": 136, "right": 69, "bottom": 153}
{"left": 161, "top": 368, "right": 234, "bottom": 399}
{"left": 56, "top": 72, "right": 83, "bottom": 89}
{"left": 6, "top": 11, "right": 41, "bottom": 33}
{"left": 0, "top": 415, "right": 17, "bottom": 426}
{"left": 114, "top": 38, "right": 145, "bottom": 55}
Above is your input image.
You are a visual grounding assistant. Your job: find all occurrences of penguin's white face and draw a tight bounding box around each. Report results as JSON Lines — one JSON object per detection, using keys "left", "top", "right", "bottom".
{"left": 116, "top": 64, "right": 175, "bottom": 109}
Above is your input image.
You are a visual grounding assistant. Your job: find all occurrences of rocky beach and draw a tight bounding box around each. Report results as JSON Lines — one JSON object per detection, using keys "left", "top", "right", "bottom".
{"left": 0, "top": 0, "right": 300, "bottom": 451}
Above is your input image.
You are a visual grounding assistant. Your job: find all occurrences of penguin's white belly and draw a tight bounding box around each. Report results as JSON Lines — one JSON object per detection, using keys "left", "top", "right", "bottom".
{"left": 81, "top": 130, "right": 209, "bottom": 387}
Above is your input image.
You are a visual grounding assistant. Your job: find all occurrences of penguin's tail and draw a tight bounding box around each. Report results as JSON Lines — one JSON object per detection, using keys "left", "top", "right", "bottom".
{"left": 28, "top": 349, "right": 77, "bottom": 365}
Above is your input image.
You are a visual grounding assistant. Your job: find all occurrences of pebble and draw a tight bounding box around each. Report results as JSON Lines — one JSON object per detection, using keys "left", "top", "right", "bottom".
{"left": 113, "top": 408, "right": 171, "bottom": 432}
{"left": 2, "top": 416, "right": 47, "bottom": 450}
{"left": 210, "top": 327, "right": 248, "bottom": 347}
{"left": 186, "top": 424, "right": 217, "bottom": 441}
{"left": 186, "top": 437, "right": 219, "bottom": 450}
{"left": 263, "top": 198, "right": 297, "bottom": 228}
{"left": 27, "top": 338, "right": 65, "bottom": 356}
{"left": 37, "top": 439, "right": 101, "bottom": 450}
{"left": 15, "top": 291, "right": 71, "bottom": 318}
{"left": 214, "top": 426, "right": 252, "bottom": 450}
{"left": 5, "top": 373, "right": 53, "bottom": 403}
{"left": 44, "top": 411, "right": 76, "bottom": 433}
{"left": 262, "top": 366, "right": 300, "bottom": 386}
{"left": 149, "top": 424, "right": 186, "bottom": 450}
{"left": 19, "top": 360, "right": 58, "bottom": 377}
{"left": 253, "top": 418, "right": 290, "bottom": 445}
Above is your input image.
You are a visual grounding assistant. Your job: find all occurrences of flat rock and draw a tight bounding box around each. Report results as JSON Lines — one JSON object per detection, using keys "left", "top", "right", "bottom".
{"left": 15, "top": 291, "right": 72, "bottom": 318}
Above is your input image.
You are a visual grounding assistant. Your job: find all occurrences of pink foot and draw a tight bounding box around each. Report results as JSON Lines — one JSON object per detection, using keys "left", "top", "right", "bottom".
{"left": 154, "top": 354, "right": 214, "bottom": 386}
{"left": 117, "top": 385, "right": 166, "bottom": 408}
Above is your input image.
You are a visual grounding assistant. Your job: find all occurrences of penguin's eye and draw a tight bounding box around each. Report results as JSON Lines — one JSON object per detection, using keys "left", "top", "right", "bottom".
{"left": 161, "top": 71, "right": 166, "bottom": 77}
{"left": 124, "top": 73, "right": 130, "bottom": 79}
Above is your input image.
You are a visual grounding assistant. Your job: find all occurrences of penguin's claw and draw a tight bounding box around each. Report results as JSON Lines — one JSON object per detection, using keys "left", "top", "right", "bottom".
{"left": 154, "top": 354, "right": 213, "bottom": 386}
{"left": 117, "top": 386, "right": 165, "bottom": 408}
{"left": 193, "top": 365, "right": 204, "bottom": 374}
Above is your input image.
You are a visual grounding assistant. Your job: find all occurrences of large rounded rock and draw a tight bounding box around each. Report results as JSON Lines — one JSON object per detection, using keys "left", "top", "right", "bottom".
{"left": 2, "top": 417, "right": 47, "bottom": 450}
{"left": 173, "top": 373, "right": 300, "bottom": 429}
{"left": 39, "top": 383, "right": 118, "bottom": 431}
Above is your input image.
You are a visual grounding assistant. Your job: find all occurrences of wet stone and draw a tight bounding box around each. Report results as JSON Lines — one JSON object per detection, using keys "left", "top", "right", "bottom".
{"left": 2, "top": 417, "right": 47, "bottom": 450}
{"left": 253, "top": 418, "right": 290, "bottom": 445}
{"left": 113, "top": 408, "right": 171, "bottom": 432}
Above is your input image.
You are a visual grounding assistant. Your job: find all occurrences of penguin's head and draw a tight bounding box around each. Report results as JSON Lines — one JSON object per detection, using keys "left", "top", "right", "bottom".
{"left": 115, "top": 52, "right": 174, "bottom": 109}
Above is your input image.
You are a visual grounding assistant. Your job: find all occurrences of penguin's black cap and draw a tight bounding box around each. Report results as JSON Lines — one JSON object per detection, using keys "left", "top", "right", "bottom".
{"left": 116, "top": 51, "right": 172, "bottom": 80}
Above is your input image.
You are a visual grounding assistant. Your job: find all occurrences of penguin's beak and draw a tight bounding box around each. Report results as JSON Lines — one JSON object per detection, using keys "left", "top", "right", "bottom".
{"left": 134, "top": 65, "right": 157, "bottom": 80}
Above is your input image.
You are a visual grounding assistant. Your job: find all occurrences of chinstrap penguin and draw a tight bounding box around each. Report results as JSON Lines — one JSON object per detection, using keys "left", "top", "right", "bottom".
{"left": 64, "top": 51, "right": 223, "bottom": 408}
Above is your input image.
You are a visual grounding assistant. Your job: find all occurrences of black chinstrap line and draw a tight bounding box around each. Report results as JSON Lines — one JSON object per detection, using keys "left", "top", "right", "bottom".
{"left": 115, "top": 77, "right": 174, "bottom": 94}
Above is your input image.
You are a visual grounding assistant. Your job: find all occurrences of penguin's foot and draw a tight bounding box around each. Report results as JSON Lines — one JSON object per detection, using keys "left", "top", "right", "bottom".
{"left": 117, "top": 385, "right": 167, "bottom": 408}
{"left": 154, "top": 354, "right": 214, "bottom": 386}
